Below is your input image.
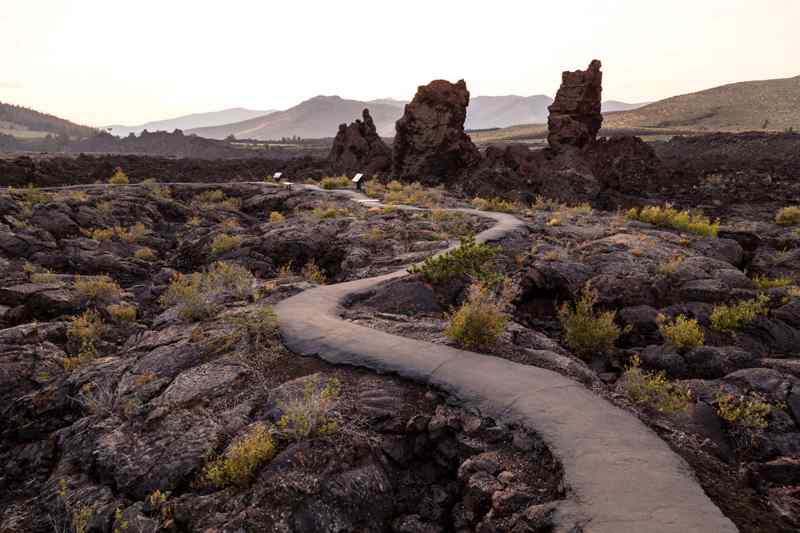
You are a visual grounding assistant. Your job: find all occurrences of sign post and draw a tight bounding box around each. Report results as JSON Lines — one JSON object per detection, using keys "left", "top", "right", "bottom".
{"left": 352, "top": 173, "right": 364, "bottom": 191}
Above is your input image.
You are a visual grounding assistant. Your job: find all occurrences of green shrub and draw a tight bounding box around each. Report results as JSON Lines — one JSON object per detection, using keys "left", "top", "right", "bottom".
{"left": 64, "top": 310, "right": 106, "bottom": 370}
{"left": 558, "top": 286, "right": 623, "bottom": 359}
{"left": 57, "top": 479, "right": 94, "bottom": 533}
{"left": 445, "top": 282, "right": 509, "bottom": 349}
{"left": 429, "top": 209, "right": 463, "bottom": 223}
{"left": 471, "top": 197, "right": 517, "bottom": 213}
{"left": 214, "top": 305, "right": 278, "bottom": 354}
{"left": 142, "top": 178, "right": 171, "bottom": 199}
{"left": 204, "top": 423, "right": 275, "bottom": 488}
{"left": 429, "top": 209, "right": 473, "bottom": 239}
{"left": 320, "top": 176, "right": 351, "bottom": 189}
{"left": 657, "top": 314, "right": 705, "bottom": 349}
{"left": 160, "top": 262, "right": 254, "bottom": 321}
{"left": 114, "top": 222, "right": 149, "bottom": 243}
{"left": 532, "top": 195, "right": 563, "bottom": 212}
{"left": 218, "top": 218, "right": 241, "bottom": 232}
{"left": 620, "top": 356, "right": 692, "bottom": 414}
{"left": 18, "top": 183, "right": 50, "bottom": 206}
{"left": 312, "top": 203, "right": 352, "bottom": 219}
{"left": 277, "top": 261, "right": 294, "bottom": 279}
{"left": 269, "top": 211, "right": 285, "bottom": 222}
{"left": 82, "top": 227, "right": 115, "bottom": 241}
{"left": 108, "top": 168, "right": 129, "bottom": 185}
{"left": 95, "top": 200, "right": 113, "bottom": 216}
{"left": 710, "top": 293, "right": 770, "bottom": 334}
{"left": 106, "top": 303, "right": 137, "bottom": 322}
{"left": 301, "top": 259, "right": 326, "bottom": 284}
{"left": 775, "top": 206, "right": 800, "bottom": 226}
{"left": 716, "top": 391, "right": 771, "bottom": 430}
{"left": 657, "top": 256, "right": 685, "bottom": 275}
{"left": 210, "top": 233, "right": 243, "bottom": 256}
{"left": 383, "top": 181, "right": 442, "bottom": 207}
{"left": 60, "top": 190, "right": 89, "bottom": 203}
{"left": 206, "top": 261, "right": 256, "bottom": 299}
{"left": 134, "top": 247, "right": 157, "bottom": 260}
{"left": 278, "top": 375, "right": 341, "bottom": 441}
{"left": 387, "top": 180, "right": 403, "bottom": 192}
{"left": 626, "top": 205, "right": 720, "bottom": 237}
{"left": 191, "top": 190, "right": 241, "bottom": 211}
{"left": 363, "top": 179, "right": 386, "bottom": 198}
{"left": 409, "top": 234, "right": 500, "bottom": 285}
{"left": 160, "top": 273, "right": 215, "bottom": 321}
{"left": 753, "top": 275, "right": 793, "bottom": 289}
{"left": 30, "top": 270, "right": 60, "bottom": 284}
{"left": 73, "top": 275, "right": 122, "bottom": 304}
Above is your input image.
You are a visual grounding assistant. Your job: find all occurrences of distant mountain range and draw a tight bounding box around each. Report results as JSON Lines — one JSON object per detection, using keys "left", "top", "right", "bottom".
{"left": 104, "top": 108, "right": 276, "bottom": 137}
{"left": 187, "top": 96, "right": 405, "bottom": 139}
{"left": 0, "top": 96, "right": 650, "bottom": 145}
{"left": 5, "top": 72, "right": 797, "bottom": 148}
{"left": 183, "top": 96, "right": 649, "bottom": 140}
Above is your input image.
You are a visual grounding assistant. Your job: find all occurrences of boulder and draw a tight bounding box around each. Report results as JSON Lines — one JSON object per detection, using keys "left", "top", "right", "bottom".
{"left": 329, "top": 108, "right": 392, "bottom": 175}
{"left": 547, "top": 60, "right": 603, "bottom": 149}
{"left": 639, "top": 344, "right": 759, "bottom": 379}
{"left": 589, "top": 136, "right": 667, "bottom": 193}
{"left": 393, "top": 79, "right": 481, "bottom": 185}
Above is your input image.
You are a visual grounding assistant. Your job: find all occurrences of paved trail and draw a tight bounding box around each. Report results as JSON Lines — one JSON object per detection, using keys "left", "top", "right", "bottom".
{"left": 35, "top": 181, "right": 737, "bottom": 531}
{"left": 276, "top": 186, "right": 739, "bottom": 533}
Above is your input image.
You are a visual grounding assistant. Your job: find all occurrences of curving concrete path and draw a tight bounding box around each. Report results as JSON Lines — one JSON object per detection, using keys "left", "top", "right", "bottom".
{"left": 31, "top": 180, "right": 737, "bottom": 531}
{"left": 276, "top": 186, "right": 739, "bottom": 533}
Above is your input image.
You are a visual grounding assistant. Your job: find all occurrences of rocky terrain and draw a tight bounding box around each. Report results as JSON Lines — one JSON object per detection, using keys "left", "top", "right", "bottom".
{"left": 2, "top": 58, "right": 800, "bottom": 533}
{"left": 328, "top": 109, "right": 391, "bottom": 176}
{"left": 0, "top": 180, "right": 570, "bottom": 533}
{"left": 342, "top": 190, "right": 800, "bottom": 532}
{"left": 392, "top": 80, "right": 482, "bottom": 186}
{"left": 0, "top": 153, "right": 330, "bottom": 188}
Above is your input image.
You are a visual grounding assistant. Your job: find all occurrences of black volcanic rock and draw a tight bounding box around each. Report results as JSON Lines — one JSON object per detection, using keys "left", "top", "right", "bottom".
{"left": 328, "top": 109, "right": 391, "bottom": 175}
{"left": 393, "top": 79, "right": 481, "bottom": 185}
{"left": 547, "top": 60, "right": 603, "bottom": 149}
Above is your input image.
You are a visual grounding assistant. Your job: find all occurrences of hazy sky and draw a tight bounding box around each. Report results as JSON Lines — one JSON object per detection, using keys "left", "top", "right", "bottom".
{"left": 2, "top": 0, "right": 798, "bottom": 127}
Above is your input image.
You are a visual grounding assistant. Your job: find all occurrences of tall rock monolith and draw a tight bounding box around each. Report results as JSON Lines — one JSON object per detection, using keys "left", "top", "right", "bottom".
{"left": 547, "top": 60, "right": 603, "bottom": 149}
{"left": 392, "top": 79, "right": 481, "bottom": 185}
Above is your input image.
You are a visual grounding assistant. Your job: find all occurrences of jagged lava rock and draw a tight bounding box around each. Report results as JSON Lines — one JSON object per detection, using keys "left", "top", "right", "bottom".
{"left": 393, "top": 79, "right": 481, "bottom": 185}
{"left": 328, "top": 108, "right": 391, "bottom": 175}
{"left": 547, "top": 60, "right": 603, "bottom": 149}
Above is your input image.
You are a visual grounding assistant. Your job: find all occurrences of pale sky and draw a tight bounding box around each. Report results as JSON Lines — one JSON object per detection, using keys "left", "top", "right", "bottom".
{"left": 1, "top": 0, "right": 798, "bottom": 127}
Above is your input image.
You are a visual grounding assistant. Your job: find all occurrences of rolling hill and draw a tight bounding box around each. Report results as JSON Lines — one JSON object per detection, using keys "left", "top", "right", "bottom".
{"left": 465, "top": 95, "right": 553, "bottom": 130}
{"left": 470, "top": 74, "right": 800, "bottom": 144}
{"left": 187, "top": 96, "right": 405, "bottom": 139}
{"left": 0, "top": 102, "right": 95, "bottom": 139}
{"left": 603, "top": 74, "right": 800, "bottom": 131}
{"left": 105, "top": 107, "right": 275, "bottom": 137}
{"left": 602, "top": 100, "right": 651, "bottom": 113}
{"left": 188, "top": 95, "right": 646, "bottom": 140}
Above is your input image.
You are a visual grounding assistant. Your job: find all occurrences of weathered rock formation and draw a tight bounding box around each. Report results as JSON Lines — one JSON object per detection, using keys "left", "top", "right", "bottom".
{"left": 392, "top": 79, "right": 481, "bottom": 185}
{"left": 328, "top": 109, "right": 391, "bottom": 175}
{"left": 547, "top": 60, "right": 603, "bottom": 149}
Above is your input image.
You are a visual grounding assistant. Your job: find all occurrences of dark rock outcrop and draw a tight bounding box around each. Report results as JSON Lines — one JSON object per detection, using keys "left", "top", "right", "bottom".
{"left": 329, "top": 109, "right": 391, "bottom": 175}
{"left": 547, "top": 60, "right": 603, "bottom": 150}
{"left": 393, "top": 79, "right": 481, "bottom": 185}
{"left": 588, "top": 136, "right": 667, "bottom": 193}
